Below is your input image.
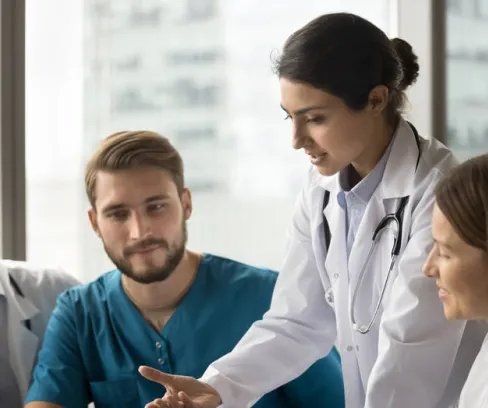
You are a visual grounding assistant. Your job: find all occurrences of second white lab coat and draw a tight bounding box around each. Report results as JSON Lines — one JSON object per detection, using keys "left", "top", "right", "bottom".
{"left": 201, "top": 119, "right": 487, "bottom": 408}
{"left": 458, "top": 328, "right": 488, "bottom": 408}
{"left": 0, "top": 260, "right": 78, "bottom": 402}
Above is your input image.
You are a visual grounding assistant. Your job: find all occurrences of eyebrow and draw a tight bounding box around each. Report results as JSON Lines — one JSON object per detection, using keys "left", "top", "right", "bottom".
{"left": 280, "top": 104, "right": 329, "bottom": 116}
{"left": 433, "top": 238, "right": 454, "bottom": 250}
{"left": 101, "top": 194, "right": 171, "bottom": 214}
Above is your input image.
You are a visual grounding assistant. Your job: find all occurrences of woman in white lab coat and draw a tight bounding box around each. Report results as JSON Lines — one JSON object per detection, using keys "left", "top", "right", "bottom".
{"left": 423, "top": 154, "right": 488, "bottom": 408}
{"left": 139, "top": 12, "right": 486, "bottom": 408}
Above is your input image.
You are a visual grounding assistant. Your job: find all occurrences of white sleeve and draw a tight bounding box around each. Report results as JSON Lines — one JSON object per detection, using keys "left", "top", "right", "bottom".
{"left": 200, "top": 182, "right": 337, "bottom": 408}
{"left": 365, "top": 181, "right": 466, "bottom": 408}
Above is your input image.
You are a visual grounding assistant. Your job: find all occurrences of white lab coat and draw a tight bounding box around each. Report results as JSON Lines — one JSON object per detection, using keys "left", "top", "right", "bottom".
{"left": 458, "top": 328, "right": 488, "bottom": 408}
{"left": 0, "top": 260, "right": 79, "bottom": 402}
{"left": 201, "top": 119, "right": 487, "bottom": 408}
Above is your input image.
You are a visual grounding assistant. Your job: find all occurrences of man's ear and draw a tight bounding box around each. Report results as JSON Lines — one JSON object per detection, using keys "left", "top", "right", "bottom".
{"left": 181, "top": 188, "right": 192, "bottom": 221}
{"left": 88, "top": 208, "right": 101, "bottom": 237}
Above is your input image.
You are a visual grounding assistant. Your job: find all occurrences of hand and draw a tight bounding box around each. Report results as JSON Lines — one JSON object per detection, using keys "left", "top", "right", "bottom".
{"left": 139, "top": 366, "right": 223, "bottom": 408}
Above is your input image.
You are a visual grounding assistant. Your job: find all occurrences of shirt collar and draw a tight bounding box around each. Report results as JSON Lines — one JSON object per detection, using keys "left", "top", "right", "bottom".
{"left": 338, "top": 131, "right": 397, "bottom": 204}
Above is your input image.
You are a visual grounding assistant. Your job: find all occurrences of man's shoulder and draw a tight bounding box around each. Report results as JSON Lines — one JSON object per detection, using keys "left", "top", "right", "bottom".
{"left": 60, "top": 269, "right": 117, "bottom": 303}
{"left": 203, "top": 253, "right": 278, "bottom": 290}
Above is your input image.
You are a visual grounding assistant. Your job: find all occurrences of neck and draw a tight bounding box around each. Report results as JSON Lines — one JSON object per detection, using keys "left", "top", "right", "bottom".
{"left": 351, "top": 117, "right": 398, "bottom": 180}
{"left": 122, "top": 250, "right": 202, "bottom": 314}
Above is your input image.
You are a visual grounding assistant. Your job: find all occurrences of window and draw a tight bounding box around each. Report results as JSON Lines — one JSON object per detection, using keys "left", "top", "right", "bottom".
{"left": 168, "top": 50, "right": 223, "bottom": 65}
{"left": 26, "top": 0, "right": 393, "bottom": 282}
{"left": 446, "top": 0, "right": 488, "bottom": 160}
{"left": 185, "top": 0, "right": 217, "bottom": 21}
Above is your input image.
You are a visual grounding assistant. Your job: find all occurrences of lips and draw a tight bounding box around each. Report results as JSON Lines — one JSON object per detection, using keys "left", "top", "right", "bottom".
{"left": 131, "top": 244, "right": 161, "bottom": 255}
{"left": 438, "top": 287, "right": 449, "bottom": 298}
{"left": 305, "top": 149, "right": 325, "bottom": 157}
{"left": 307, "top": 152, "right": 327, "bottom": 165}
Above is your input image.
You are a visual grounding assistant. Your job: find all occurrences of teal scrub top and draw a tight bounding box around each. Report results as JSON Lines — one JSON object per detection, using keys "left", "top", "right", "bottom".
{"left": 26, "top": 254, "right": 344, "bottom": 407}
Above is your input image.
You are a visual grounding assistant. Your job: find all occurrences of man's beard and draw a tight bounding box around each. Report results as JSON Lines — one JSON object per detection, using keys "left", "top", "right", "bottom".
{"left": 104, "top": 221, "right": 187, "bottom": 284}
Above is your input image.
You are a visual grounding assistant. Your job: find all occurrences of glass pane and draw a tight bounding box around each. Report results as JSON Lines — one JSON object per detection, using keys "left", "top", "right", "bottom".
{"left": 446, "top": 0, "right": 488, "bottom": 160}
{"left": 26, "top": 0, "right": 392, "bottom": 282}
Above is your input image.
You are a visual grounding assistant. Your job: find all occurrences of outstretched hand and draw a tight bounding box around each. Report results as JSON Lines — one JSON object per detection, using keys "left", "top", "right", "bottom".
{"left": 139, "top": 366, "right": 222, "bottom": 408}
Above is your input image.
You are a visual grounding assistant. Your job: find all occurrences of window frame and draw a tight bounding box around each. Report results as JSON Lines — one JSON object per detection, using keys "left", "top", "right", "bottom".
{"left": 0, "top": 0, "right": 26, "bottom": 260}
{"left": 393, "top": 0, "right": 446, "bottom": 142}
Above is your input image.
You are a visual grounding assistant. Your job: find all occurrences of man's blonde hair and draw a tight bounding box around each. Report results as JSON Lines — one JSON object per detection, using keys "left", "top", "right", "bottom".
{"left": 85, "top": 130, "right": 184, "bottom": 208}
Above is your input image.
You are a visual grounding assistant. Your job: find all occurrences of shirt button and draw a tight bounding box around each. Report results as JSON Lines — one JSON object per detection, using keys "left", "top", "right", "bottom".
{"left": 157, "top": 357, "right": 165, "bottom": 365}
{"left": 155, "top": 342, "right": 162, "bottom": 349}
{"left": 333, "top": 273, "right": 339, "bottom": 280}
{"left": 346, "top": 346, "right": 353, "bottom": 352}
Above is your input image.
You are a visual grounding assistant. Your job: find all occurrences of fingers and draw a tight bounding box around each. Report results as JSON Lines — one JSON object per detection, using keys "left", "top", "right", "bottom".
{"left": 165, "top": 394, "right": 185, "bottom": 407}
{"left": 145, "top": 396, "right": 183, "bottom": 408}
{"left": 139, "top": 366, "right": 175, "bottom": 385}
{"left": 139, "top": 365, "right": 180, "bottom": 396}
{"left": 179, "top": 391, "right": 199, "bottom": 407}
{"left": 144, "top": 399, "right": 167, "bottom": 408}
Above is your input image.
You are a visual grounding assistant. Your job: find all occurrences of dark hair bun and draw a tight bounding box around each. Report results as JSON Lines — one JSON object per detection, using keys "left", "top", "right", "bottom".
{"left": 390, "top": 38, "right": 419, "bottom": 90}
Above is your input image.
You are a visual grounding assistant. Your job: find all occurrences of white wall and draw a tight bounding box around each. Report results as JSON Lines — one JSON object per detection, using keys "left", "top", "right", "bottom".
{"left": 394, "top": 0, "right": 434, "bottom": 138}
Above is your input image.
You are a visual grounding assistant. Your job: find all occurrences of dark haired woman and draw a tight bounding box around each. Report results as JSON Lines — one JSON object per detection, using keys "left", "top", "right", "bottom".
{"left": 140, "top": 13, "right": 486, "bottom": 408}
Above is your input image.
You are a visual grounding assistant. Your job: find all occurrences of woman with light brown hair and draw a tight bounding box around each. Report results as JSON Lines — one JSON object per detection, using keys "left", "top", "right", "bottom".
{"left": 424, "top": 153, "right": 488, "bottom": 408}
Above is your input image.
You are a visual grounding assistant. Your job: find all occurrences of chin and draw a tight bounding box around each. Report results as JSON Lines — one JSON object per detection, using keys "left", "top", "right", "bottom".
{"left": 315, "top": 164, "right": 340, "bottom": 177}
{"left": 443, "top": 305, "right": 465, "bottom": 321}
{"left": 133, "top": 270, "right": 173, "bottom": 284}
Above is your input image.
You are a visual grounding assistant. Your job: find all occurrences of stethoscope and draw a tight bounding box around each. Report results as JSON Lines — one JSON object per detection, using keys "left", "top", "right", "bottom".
{"left": 322, "top": 122, "right": 421, "bottom": 335}
{"left": 9, "top": 273, "right": 32, "bottom": 331}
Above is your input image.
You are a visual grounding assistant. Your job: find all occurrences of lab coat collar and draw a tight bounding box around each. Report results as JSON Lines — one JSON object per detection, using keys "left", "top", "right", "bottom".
{"left": 314, "top": 117, "right": 421, "bottom": 199}
{"left": 378, "top": 118, "right": 421, "bottom": 199}
{"left": 0, "top": 266, "right": 40, "bottom": 322}
{"left": 9, "top": 291, "right": 40, "bottom": 323}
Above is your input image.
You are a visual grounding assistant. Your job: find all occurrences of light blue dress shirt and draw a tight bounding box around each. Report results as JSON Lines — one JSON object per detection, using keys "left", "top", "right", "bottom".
{"left": 337, "top": 137, "right": 396, "bottom": 258}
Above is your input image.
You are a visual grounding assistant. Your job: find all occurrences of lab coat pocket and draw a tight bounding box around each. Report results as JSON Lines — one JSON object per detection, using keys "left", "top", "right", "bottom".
{"left": 89, "top": 377, "right": 139, "bottom": 408}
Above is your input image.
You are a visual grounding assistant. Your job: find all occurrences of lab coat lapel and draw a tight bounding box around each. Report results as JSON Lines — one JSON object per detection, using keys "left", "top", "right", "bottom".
{"left": 347, "top": 193, "right": 386, "bottom": 294}
{"left": 3, "top": 272, "right": 40, "bottom": 400}
{"left": 346, "top": 118, "right": 421, "bottom": 331}
{"left": 322, "top": 182, "right": 348, "bottom": 289}
{"left": 9, "top": 313, "right": 39, "bottom": 399}
{"left": 348, "top": 118, "right": 421, "bottom": 283}
{"left": 379, "top": 118, "right": 421, "bottom": 199}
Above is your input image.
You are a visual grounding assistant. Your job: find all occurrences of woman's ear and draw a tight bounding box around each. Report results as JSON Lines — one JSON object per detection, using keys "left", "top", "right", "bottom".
{"left": 368, "top": 85, "right": 389, "bottom": 115}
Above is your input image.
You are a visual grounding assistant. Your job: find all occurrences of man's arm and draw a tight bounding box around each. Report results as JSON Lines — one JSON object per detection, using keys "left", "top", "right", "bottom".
{"left": 25, "top": 292, "right": 89, "bottom": 408}
{"left": 279, "top": 346, "right": 345, "bottom": 408}
{"left": 200, "top": 178, "right": 337, "bottom": 408}
{"left": 365, "top": 182, "right": 468, "bottom": 408}
{"left": 25, "top": 403, "right": 61, "bottom": 408}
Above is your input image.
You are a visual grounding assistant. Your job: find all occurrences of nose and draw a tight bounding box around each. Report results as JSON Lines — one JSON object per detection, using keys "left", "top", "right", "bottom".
{"left": 291, "top": 122, "right": 306, "bottom": 150}
{"left": 422, "top": 246, "right": 439, "bottom": 278}
{"left": 128, "top": 212, "right": 151, "bottom": 240}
